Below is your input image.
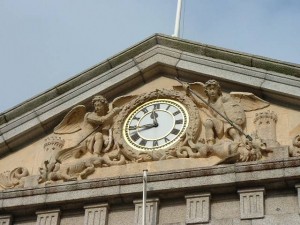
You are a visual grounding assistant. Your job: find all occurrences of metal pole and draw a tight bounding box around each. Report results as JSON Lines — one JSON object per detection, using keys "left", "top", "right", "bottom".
{"left": 173, "top": 0, "right": 182, "bottom": 37}
{"left": 142, "top": 169, "right": 148, "bottom": 225}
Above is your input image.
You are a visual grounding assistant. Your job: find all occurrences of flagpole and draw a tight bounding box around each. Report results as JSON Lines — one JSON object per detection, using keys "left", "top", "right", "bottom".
{"left": 173, "top": 0, "right": 182, "bottom": 37}
{"left": 142, "top": 169, "right": 148, "bottom": 225}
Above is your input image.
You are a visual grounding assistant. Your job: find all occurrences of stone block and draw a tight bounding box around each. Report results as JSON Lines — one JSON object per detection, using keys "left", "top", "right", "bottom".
{"left": 134, "top": 45, "right": 181, "bottom": 64}
{"left": 156, "top": 36, "right": 206, "bottom": 55}
{"left": 261, "top": 79, "right": 300, "bottom": 99}
{"left": 204, "top": 46, "right": 252, "bottom": 67}
{"left": 252, "top": 57, "right": 300, "bottom": 77}
{"left": 238, "top": 188, "right": 265, "bottom": 219}
{"left": 137, "top": 54, "right": 180, "bottom": 73}
{"left": 36, "top": 209, "right": 60, "bottom": 225}
{"left": 185, "top": 193, "right": 211, "bottom": 224}
{"left": 0, "top": 215, "right": 12, "bottom": 225}
{"left": 134, "top": 198, "right": 159, "bottom": 225}
{"left": 84, "top": 203, "right": 109, "bottom": 225}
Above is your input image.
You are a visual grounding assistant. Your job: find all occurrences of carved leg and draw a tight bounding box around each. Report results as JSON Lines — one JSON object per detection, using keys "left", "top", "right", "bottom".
{"left": 93, "top": 133, "right": 104, "bottom": 155}
{"left": 80, "top": 164, "right": 95, "bottom": 179}
{"left": 204, "top": 119, "right": 215, "bottom": 146}
{"left": 228, "top": 128, "right": 242, "bottom": 143}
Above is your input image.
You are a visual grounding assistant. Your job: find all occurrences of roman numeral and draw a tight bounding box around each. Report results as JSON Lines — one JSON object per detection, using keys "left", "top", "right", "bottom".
{"left": 132, "top": 116, "right": 140, "bottom": 121}
{"left": 175, "top": 119, "right": 183, "bottom": 124}
{"left": 139, "top": 139, "right": 147, "bottom": 146}
{"left": 129, "top": 125, "right": 137, "bottom": 130}
{"left": 141, "top": 108, "right": 148, "bottom": 114}
{"left": 164, "top": 137, "right": 170, "bottom": 143}
{"left": 131, "top": 132, "right": 140, "bottom": 142}
{"left": 166, "top": 105, "right": 171, "bottom": 110}
{"left": 173, "top": 110, "right": 180, "bottom": 116}
{"left": 171, "top": 128, "right": 180, "bottom": 135}
{"left": 153, "top": 104, "right": 160, "bottom": 110}
{"left": 153, "top": 140, "right": 159, "bottom": 147}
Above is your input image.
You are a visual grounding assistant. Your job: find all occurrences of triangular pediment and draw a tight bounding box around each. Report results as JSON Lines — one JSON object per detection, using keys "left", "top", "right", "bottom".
{"left": 0, "top": 34, "right": 300, "bottom": 191}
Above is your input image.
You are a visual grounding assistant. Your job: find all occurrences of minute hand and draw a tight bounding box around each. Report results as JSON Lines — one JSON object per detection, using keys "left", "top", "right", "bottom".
{"left": 129, "top": 124, "right": 156, "bottom": 130}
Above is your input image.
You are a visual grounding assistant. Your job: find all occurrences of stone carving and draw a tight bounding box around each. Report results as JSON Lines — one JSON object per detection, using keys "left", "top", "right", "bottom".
{"left": 54, "top": 95, "right": 121, "bottom": 156}
{"left": 0, "top": 167, "right": 29, "bottom": 189}
{"left": 174, "top": 80, "right": 270, "bottom": 162}
{"left": 254, "top": 110, "right": 279, "bottom": 148}
{"left": 289, "top": 134, "right": 300, "bottom": 157}
{"left": 39, "top": 138, "right": 126, "bottom": 184}
{"left": 38, "top": 95, "right": 127, "bottom": 184}
{"left": 39, "top": 151, "right": 125, "bottom": 183}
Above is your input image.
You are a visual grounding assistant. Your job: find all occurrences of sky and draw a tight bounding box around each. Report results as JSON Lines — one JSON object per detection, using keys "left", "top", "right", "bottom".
{"left": 1, "top": 0, "right": 300, "bottom": 113}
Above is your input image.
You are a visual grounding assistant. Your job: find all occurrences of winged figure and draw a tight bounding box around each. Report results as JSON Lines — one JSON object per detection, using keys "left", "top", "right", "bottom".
{"left": 174, "top": 80, "right": 269, "bottom": 147}
{"left": 54, "top": 95, "right": 121, "bottom": 157}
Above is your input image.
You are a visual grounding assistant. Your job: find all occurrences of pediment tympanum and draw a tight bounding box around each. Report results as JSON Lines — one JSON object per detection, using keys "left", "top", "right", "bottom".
{"left": 1, "top": 77, "right": 299, "bottom": 190}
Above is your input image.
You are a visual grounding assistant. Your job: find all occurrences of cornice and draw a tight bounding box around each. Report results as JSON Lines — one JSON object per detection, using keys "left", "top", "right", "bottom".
{"left": 0, "top": 44, "right": 300, "bottom": 157}
{"left": 1, "top": 33, "right": 300, "bottom": 125}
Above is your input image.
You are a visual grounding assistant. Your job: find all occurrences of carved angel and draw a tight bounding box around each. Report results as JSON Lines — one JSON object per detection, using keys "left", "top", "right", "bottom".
{"left": 174, "top": 80, "right": 269, "bottom": 145}
{"left": 54, "top": 95, "right": 121, "bottom": 157}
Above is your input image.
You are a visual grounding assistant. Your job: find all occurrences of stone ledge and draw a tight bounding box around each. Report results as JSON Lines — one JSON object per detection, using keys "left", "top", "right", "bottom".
{"left": 0, "top": 157, "right": 300, "bottom": 210}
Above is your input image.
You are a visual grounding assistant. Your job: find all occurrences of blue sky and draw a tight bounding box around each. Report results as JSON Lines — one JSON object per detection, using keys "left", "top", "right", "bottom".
{"left": 1, "top": 0, "right": 300, "bottom": 113}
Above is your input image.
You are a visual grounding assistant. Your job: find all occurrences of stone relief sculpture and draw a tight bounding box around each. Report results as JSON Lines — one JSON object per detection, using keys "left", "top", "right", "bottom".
{"left": 254, "top": 111, "right": 279, "bottom": 148}
{"left": 54, "top": 95, "right": 121, "bottom": 156}
{"left": 38, "top": 95, "right": 125, "bottom": 183}
{"left": 173, "top": 79, "right": 270, "bottom": 162}
{"left": 0, "top": 167, "right": 29, "bottom": 189}
{"left": 4, "top": 78, "right": 299, "bottom": 189}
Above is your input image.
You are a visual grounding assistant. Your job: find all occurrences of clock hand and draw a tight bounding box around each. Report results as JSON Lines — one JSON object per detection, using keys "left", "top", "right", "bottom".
{"left": 129, "top": 124, "right": 156, "bottom": 130}
{"left": 151, "top": 109, "right": 158, "bottom": 126}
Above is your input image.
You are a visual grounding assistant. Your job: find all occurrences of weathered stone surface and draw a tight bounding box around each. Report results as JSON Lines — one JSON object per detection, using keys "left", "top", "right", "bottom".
{"left": 157, "top": 36, "right": 206, "bottom": 55}
{"left": 251, "top": 214, "right": 300, "bottom": 225}
{"left": 252, "top": 57, "right": 300, "bottom": 77}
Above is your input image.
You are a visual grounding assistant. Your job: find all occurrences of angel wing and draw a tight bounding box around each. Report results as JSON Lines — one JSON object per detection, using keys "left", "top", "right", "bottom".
{"left": 54, "top": 105, "right": 86, "bottom": 134}
{"left": 230, "top": 92, "right": 269, "bottom": 112}
{"left": 111, "top": 95, "right": 138, "bottom": 108}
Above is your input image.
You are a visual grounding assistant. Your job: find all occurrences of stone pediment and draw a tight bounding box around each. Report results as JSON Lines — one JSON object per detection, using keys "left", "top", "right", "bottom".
{"left": 0, "top": 34, "right": 300, "bottom": 190}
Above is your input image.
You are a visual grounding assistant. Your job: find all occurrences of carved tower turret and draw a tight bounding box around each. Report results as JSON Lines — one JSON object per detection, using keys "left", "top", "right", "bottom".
{"left": 254, "top": 110, "right": 279, "bottom": 148}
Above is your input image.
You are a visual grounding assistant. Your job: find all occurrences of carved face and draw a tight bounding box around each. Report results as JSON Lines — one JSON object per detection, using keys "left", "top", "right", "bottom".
{"left": 94, "top": 100, "right": 105, "bottom": 115}
{"left": 205, "top": 85, "right": 220, "bottom": 100}
{"left": 245, "top": 138, "right": 266, "bottom": 151}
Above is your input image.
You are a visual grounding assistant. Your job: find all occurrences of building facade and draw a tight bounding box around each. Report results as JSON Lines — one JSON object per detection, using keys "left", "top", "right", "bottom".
{"left": 0, "top": 34, "right": 300, "bottom": 225}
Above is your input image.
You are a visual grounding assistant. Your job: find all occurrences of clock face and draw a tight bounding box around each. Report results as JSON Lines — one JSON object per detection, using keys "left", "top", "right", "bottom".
{"left": 123, "top": 99, "right": 189, "bottom": 151}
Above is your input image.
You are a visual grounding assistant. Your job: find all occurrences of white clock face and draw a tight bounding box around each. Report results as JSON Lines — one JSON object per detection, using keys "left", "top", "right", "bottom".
{"left": 123, "top": 99, "right": 189, "bottom": 151}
